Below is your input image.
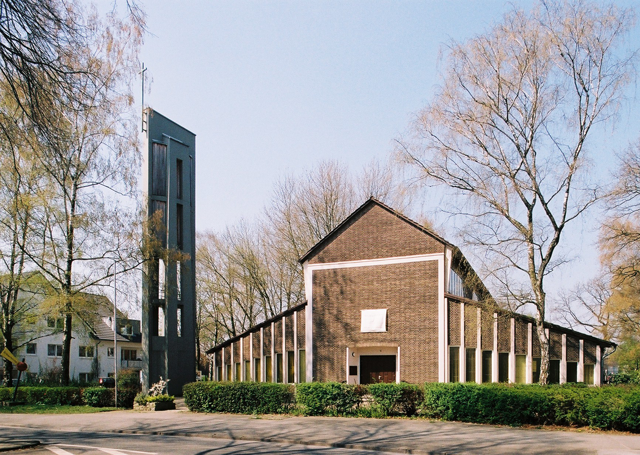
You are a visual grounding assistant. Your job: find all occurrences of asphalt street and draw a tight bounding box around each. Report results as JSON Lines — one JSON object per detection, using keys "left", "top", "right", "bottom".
{"left": 0, "top": 403, "right": 639, "bottom": 455}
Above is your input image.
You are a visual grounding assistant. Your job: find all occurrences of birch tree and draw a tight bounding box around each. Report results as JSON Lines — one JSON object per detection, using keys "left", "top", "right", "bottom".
{"left": 26, "top": 8, "right": 144, "bottom": 385}
{"left": 400, "top": 0, "right": 636, "bottom": 383}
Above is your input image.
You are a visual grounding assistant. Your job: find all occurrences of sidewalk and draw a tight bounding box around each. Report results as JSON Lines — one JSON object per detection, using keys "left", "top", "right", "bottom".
{"left": 1, "top": 403, "right": 640, "bottom": 455}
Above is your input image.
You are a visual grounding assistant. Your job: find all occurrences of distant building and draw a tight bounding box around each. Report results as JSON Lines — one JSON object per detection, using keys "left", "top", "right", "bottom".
{"left": 207, "top": 198, "right": 614, "bottom": 385}
{"left": 1, "top": 274, "right": 141, "bottom": 384}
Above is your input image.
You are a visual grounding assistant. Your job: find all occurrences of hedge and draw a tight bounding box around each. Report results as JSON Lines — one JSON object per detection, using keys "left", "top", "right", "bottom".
{"left": 182, "top": 381, "right": 640, "bottom": 432}
{"left": 296, "top": 382, "right": 366, "bottom": 416}
{"left": 0, "top": 387, "right": 83, "bottom": 405}
{"left": 422, "top": 383, "right": 640, "bottom": 432}
{"left": 184, "top": 382, "right": 295, "bottom": 414}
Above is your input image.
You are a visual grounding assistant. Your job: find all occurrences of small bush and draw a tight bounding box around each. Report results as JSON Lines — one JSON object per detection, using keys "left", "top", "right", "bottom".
{"left": 296, "top": 382, "right": 366, "bottom": 416}
{"left": 83, "top": 387, "right": 113, "bottom": 407}
{"left": 116, "top": 369, "right": 141, "bottom": 408}
{"left": 0, "top": 387, "right": 83, "bottom": 405}
{"left": 147, "top": 394, "right": 174, "bottom": 403}
{"left": 183, "top": 382, "right": 294, "bottom": 414}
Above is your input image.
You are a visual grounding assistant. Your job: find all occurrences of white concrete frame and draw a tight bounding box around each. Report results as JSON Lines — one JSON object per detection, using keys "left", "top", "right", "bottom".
{"left": 459, "top": 302, "right": 465, "bottom": 383}
{"left": 270, "top": 321, "right": 275, "bottom": 382}
{"left": 492, "top": 313, "right": 498, "bottom": 382}
{"left": 303, "top": 252, "right": 446, "bottom": 383}
{"left": 260, "top": 327, "right": 265, "bottom": 382}
{"left": 222, "top": 346, "right": 226, "bottom": 381}
{"left": 526, "top": 323, "right": 533, "bottom": 384}
{"left": 578, "top": 340, "right": 584, "bottom": 383}
{"left": 561, "top": 334, "right": 567, "bottom": 384}
{"left": 282, "top": 316, "right": 287, "bottom": 383}
{"left": 509, "top": 318, "right": 516, "bottom": 383}
{"left": 476, "top": 307, "right": 482, "bottom": 384}
{"left": 249, "top": 332, "right": 254, "bottom": 381}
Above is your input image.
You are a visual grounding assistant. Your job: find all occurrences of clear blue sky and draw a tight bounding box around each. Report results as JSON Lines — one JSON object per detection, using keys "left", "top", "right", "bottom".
{"left": 136, "top": 0, "right": 639, "bottom": 305}
{"left": 138, "top": 0, "right": 544, "bottom": 232}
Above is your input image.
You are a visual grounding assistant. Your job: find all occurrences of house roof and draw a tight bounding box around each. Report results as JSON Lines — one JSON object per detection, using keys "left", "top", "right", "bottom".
{"left": 298, "top": 197, "right": 453, "bottom": 264}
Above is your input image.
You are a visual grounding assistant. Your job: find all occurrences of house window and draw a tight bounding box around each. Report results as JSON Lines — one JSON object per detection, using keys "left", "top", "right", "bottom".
{"left": 107, "top": 347, "right": 114, "bottom": 357}
{"left": 465, "top": 348, "right": 476, "bottom": 382}
{"left": 449, "top": 346, "right": 460, "bottom": 382}
{"left": 121, "top": 349, "right": 137, "bottom": 361}
{"left": 26, "top": 343, "right": 37, "bottom": 355}
{"left": 225, "top": 364, "right": 232, "bottom": 381}
{"left": 254, "top": 358, "right": 261, "bottom": 382}
{"left": 78, "top": 346, "right": 95, "bottom": 358}
{"left": 47, "top": 317, "right": 63, "bottom": 330}
{"left": 78, "top": 373, "right": 94, "bottom": 383}
{"left": 584, "top": 364, "right": 595, "bottom": 384}
{"left": 515, "top": 355, "right": 526, "bottom": 383}
{"left": 235, "top": 362, "right": 241, "bottom": 382}
{"left": 498, "top": 353, "right": 509, "bottom": 382}
{"left": 155, "top": 305, "right": 165, "bottom": 337}
{"left": 216, "top": 366, "right": 222, "bottom": 382}
{"left": 244, "top": 360, "right": 251, "bottom": 381}
{"left": 482, "top": 351, "right": 492, "bottom": 383}
{"left": 47, "top": 344, "right": 63, "bottom": 357}
{"left": 287, "top": 351, "right": 295, "bottom": 383}
{"left": 567, "top": 361, "right": 578, "bottom": 383}
{"left": 177, "top": 305, "right": 183, "bottom": 337}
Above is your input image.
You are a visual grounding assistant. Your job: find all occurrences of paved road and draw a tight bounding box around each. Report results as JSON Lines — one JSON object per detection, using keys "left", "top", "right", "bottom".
{"left": 1, "top": 406, "right": 640, "bottom": 454}
{"left": 0, "top": 426, "right": 402, "bottom": 454}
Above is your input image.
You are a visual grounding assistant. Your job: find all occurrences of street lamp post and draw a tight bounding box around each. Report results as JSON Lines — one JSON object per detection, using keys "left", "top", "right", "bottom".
{"left": 113, "top": 260, "right": 118, "bottom": 408}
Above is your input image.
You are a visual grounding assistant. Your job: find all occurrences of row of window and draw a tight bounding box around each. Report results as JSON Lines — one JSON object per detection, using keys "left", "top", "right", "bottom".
{"left": 26, "top": 344, "right": 137, "bottom": 360}
{"left": 215, "top": 350, "right": 306, "bottom": 383}
{"left": 449, "top": 347, "right": 596, "bottom": 384}
{"left": 152, "top": 304, "right": 183, "bottom": 337}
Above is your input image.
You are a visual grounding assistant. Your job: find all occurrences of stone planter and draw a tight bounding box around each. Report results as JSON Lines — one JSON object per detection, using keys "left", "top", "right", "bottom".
{"left": 134, "top": 401, "right": 176, "bottom": 411}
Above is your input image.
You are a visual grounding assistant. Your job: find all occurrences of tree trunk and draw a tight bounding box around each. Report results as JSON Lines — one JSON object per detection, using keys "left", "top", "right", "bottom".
{"left": 61, "top": 310, "right": 72, "bottom": 385}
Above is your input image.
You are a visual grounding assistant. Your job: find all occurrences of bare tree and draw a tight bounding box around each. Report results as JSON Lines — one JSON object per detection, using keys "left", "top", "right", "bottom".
{"left": 399, "top": 0, "right": 636, "bottom": 383}
{"left": 197, "top": 159, "right": 426, "bottom": 352}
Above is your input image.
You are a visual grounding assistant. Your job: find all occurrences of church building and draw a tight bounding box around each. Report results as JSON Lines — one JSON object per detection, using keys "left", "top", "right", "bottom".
{"left": 207, "top": 198, "right": 613, "bottom": 386}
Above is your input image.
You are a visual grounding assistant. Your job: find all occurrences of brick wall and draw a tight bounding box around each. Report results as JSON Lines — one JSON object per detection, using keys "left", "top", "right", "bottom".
{"left": 515, "top": 319, "right": 528, "bottom": 355}
{"left": 448, "top": 302, "right": 460, "bottom": 346}
{"left": 481, "top": 310, "right": 494, "bottom": 351}
{"left": 464, "top": 304, "right": 477, "bottom": 348}
{"left": 550, "top": 331, "right": 562, "bottom": 359}
{"left": 497, "top": 315, "right": 510, "bottom": 352}
{"left": 566, "top": 335, "right": 579, "bottom": 362}
{"left": 308, "top": 203, "right": 444, "bottom": 264}
{"left": 312, "top": 260, "right": 439, "bottom": 383}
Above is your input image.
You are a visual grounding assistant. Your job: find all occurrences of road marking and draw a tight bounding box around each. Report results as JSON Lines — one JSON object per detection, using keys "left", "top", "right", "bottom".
{"left": 45, "top": 448, "right": 74, "bottom": 455}
{"left": 51, "top": 444, "right": 157, "bottom": 455}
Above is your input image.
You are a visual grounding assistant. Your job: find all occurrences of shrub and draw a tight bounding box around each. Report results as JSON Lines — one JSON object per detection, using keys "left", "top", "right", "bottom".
{"left": 83, "top": 387, "right": 113, "bottom": 407}
{"left": 116, "top": 369, "right": 141, "bottom": 408}
{"left": 368, "top": 383, "right": 424, "bottom": 416}
{"left": 183, "top": 382, "right": 294, "bottom": 414}
{"left": 135, "top": 392, "right": 174, "bottom": 405}
{"left": 296, "top": 382, "right": 366, "bottom": 416}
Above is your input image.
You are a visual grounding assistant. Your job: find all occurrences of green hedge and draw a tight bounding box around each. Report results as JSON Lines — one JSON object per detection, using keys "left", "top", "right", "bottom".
{"left": 83, "top": 387, "right": 114, "bottom": 407}
{"left": 296, "top": 382, "right": 366, "bottom": 416}
{"left": 368, "top": 383, "right": 424, "bottom": 416}
{"left": 0, "top": 387, "right": 83, "bottom": 405}
{"left": 421, "top": 383, "right": 640, "bottom": 432}
{"left": 184, "top": 382, "right": 294, "bottom": 414}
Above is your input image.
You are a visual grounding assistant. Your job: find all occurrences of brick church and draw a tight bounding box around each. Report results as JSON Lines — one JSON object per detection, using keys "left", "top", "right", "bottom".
{"left": 207, "top": 198, "right": 613, "bottom": 386}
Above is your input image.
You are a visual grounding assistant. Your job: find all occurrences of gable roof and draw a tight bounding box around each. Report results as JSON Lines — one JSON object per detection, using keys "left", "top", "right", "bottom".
{"left": 299, "top": 197, "right": 452, "bottom": 264}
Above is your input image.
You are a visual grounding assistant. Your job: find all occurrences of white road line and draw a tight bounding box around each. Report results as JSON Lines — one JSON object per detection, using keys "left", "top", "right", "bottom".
{"left": 55, "top": 443, "right": 158, "bottom": 454}
{"left": 45, "top": 447, "right": 74, "bottom": 455}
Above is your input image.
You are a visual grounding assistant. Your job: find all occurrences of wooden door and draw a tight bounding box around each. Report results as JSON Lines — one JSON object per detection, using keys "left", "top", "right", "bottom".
{"left": 360, "top": 355, "right": 396, "bottom": 384}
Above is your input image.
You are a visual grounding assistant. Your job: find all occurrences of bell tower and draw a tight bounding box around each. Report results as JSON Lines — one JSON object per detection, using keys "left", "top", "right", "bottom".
{"left": 141, "top": 108, "right": 196, "bottom": 396}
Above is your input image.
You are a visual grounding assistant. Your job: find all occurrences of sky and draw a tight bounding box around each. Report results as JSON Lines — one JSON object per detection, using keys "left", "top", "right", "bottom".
{"left": 134, "top": 0, "right": 640, "bottom": 316}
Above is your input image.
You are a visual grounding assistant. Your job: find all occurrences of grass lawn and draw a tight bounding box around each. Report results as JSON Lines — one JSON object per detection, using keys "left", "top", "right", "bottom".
{"left": 0, "top": 405, "right": 117, "bottom": 414}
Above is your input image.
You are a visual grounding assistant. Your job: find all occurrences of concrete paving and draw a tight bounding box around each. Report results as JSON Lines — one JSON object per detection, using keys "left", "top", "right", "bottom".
{"left": 1, "top": 402, "right": 640, "bottom": 455}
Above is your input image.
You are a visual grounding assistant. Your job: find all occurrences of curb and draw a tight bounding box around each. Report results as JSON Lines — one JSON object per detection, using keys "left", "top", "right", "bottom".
{"left": 0, "top": 440, "right": 40, "bottom": 452}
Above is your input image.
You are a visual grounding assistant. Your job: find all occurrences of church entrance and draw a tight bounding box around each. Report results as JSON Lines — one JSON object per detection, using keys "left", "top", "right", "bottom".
{"left": 360, "top": 355, "right": 396, "bottom": 384}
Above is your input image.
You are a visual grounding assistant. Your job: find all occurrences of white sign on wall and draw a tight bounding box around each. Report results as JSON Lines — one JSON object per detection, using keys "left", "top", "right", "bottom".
{"left": 361, "top": 309, "right": 387, "bottom": 333}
